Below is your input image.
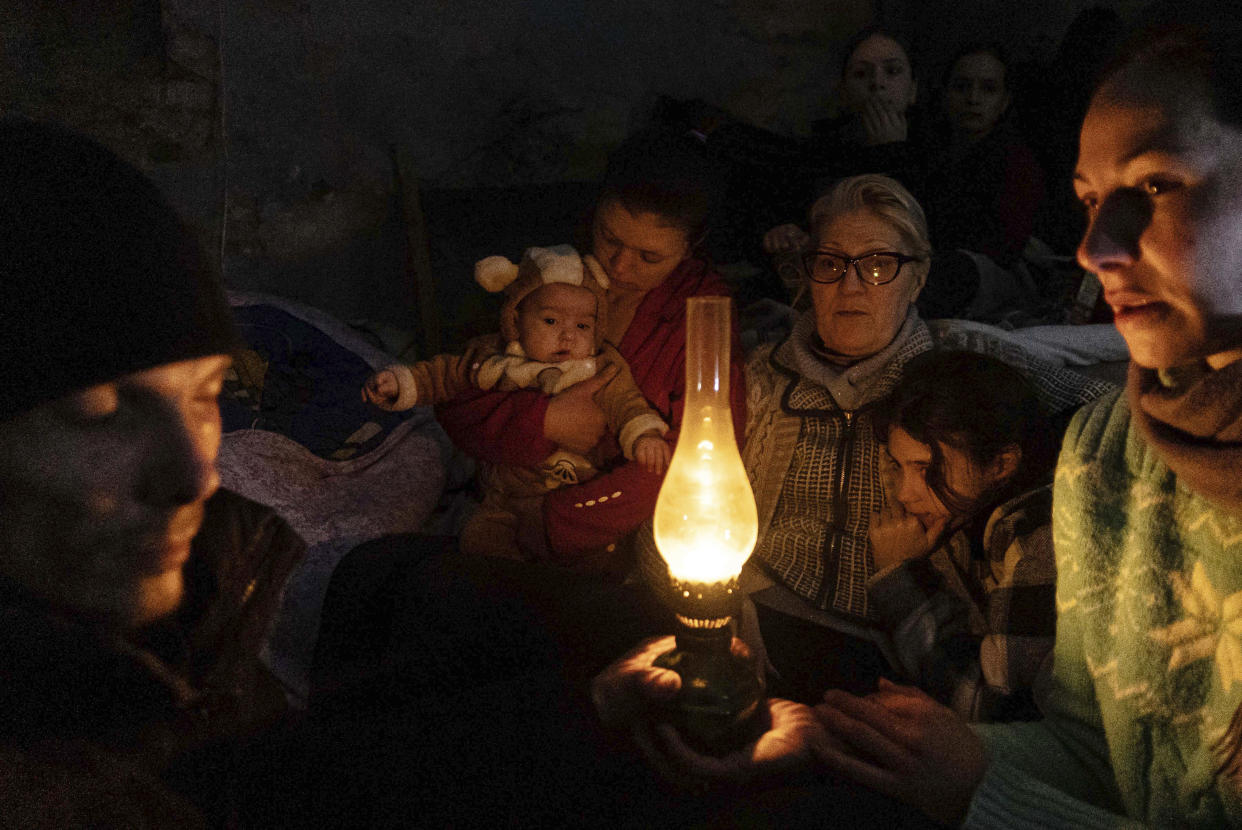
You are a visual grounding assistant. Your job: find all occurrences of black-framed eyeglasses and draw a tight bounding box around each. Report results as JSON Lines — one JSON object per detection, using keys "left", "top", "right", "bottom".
{"left": 800, "top": 250, "right": 922, "bottom": 286}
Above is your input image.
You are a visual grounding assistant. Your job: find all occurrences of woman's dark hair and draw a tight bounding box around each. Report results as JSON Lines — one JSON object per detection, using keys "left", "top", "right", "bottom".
{"left": 1099, "top": 2, "right": 1242, "bottom": 129}
{"left": 941, "top": 41, "right": 1010, "bottom": 90}
{"left": 874, "top": 350, "right": 1057, "bottom": 516}
{"left": 595, "top": 127, "right": 723, "bottom": 247}
{"left": 840, "top": 23, "right": 919, "bottom": 82}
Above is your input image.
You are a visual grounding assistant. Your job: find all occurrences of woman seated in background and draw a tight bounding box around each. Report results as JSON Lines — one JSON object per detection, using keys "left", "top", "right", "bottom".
{"left": 869, "top": 349, "right": 1061, "bottom": 723}
{"left": 755, "top": 24, "right": 926, "bottom": 266}
{"left": 663, "top": 23, "right": 925, "bottom": 274}
{"left": 922, "top": 42, "right": 1045, "bottom": 270}
{"left": 909, "top": 41, "right": 1051, "bottom": 323}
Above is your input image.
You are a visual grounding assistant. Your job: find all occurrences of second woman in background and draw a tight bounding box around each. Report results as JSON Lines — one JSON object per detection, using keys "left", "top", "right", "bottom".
{"left": 922, "top": 42, "right": 1045, "bottom": 269}
{"left": 759, "top": 24, "right": 925, "bottom": 261}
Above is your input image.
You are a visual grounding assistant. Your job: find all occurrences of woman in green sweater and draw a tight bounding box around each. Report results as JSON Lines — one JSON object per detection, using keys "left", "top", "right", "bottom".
{"left": 808, "top": 7, "right": 1242, "bottom": 826}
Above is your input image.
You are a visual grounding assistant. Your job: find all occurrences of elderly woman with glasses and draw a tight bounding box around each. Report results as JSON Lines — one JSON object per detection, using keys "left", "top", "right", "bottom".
{"left": 733, "top": 174, "right": 943, "bottom": 701}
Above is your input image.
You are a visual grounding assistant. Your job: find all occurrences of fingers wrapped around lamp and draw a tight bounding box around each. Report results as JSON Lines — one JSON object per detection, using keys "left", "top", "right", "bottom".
{"left": 652, "top": 297, "right": 764, "bottom": 752}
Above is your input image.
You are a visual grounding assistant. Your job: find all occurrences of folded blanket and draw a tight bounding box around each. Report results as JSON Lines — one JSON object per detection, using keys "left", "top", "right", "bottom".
{"left": 219, "top": 291, "right": 453, "bottom": 704}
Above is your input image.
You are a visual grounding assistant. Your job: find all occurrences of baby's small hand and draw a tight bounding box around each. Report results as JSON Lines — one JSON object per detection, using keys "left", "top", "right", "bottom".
{"left": 635, "top": 434, "right": 671, "bottom": 474}
{"left": 362, "top": 369, "right": 401, "bottom": 409}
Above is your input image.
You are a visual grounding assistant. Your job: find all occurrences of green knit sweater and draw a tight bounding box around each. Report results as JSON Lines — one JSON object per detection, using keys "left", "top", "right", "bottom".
{"left": 967, "top": 390, "right": 1242, "bottom": 828}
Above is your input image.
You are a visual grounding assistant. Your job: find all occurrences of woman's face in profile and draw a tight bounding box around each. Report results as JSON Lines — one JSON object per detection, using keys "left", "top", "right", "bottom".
{"left": 840, "top": 34, "right": 917, "bottom": 115}
{"left": 1075, "top": 67, "right": 1242, "bottom": 370}
{"left": 809, "top": 206, "right": 925, "bottom": 359}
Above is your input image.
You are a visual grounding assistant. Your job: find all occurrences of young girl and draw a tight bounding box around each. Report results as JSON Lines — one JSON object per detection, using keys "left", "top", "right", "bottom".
{"left": 868, "top": 350, "right": 1061, "bottom": 722}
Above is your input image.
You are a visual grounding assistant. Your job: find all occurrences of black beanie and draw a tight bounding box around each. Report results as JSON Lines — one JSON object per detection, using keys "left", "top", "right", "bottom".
{"left": 0, "top": 119, "right": 238, "bottom": 420}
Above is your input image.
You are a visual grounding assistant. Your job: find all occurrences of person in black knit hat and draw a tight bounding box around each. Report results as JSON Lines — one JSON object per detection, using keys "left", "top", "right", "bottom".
{"left": 0, "top": 119, "right": 304, "bottom": 827}
{"left": 0, "top": 120, "right": 238, "bottom": 417}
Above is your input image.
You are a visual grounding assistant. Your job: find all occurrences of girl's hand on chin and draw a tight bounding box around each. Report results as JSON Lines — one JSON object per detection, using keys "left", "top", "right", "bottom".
{"left": 868, "top": 505, "right": 943, "bottom": 571}
{"left": 860, "top": 99, "right": 908, "bottom": 145}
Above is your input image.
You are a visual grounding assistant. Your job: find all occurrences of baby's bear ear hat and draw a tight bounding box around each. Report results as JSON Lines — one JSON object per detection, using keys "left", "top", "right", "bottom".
{"left": 475, "top": 244, "right": 610, "bottom": 348}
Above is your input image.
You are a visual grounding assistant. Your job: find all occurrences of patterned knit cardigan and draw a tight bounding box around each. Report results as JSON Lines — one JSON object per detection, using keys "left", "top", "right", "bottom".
{"left": 968, "top": 390, "right": 1242, "bottom": 827}
{"left": 743, "top": 321, "right": 933, "bottom": 622}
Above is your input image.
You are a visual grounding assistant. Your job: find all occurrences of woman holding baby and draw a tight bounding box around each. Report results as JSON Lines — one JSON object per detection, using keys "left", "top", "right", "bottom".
{"left": 310, "top": 127, "right": 746, "bottom": 714}
{"left": 434, "top": 126, "right": 747, "bottom": 569}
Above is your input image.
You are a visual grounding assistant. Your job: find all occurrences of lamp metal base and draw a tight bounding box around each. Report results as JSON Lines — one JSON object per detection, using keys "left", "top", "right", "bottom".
{"left": 653, "top": 622, "right": 765, "bottom": 754}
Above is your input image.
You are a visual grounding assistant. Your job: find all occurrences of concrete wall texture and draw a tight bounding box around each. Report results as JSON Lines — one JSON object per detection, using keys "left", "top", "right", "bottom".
{"left": 3, "top": 0, "right": 1141, "bottom": 326}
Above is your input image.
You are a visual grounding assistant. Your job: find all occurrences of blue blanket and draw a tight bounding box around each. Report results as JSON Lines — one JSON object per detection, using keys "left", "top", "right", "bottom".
{"left": 221, "top": 304, "right": 413, "bottom": 460}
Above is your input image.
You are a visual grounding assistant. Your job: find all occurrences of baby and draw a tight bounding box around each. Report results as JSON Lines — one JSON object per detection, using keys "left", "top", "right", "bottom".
{"left": 363, "top": 244, "right": 669, "bottom": 559}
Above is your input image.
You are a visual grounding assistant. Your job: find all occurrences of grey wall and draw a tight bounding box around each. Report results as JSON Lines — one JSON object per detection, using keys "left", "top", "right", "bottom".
{"left": 904, "top": 0, "right": 1151, "bottom": 77}
{"left": 3, "top": 0, "right": 1134, "bottom": 327}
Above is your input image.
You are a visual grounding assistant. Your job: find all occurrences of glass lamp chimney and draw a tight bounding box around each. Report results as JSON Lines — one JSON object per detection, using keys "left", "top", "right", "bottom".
{"left": 653, "top": 296, "right": 757, "bottom": 589}
{"left": 651, "top": 296, "right": 763, "bottom": 751}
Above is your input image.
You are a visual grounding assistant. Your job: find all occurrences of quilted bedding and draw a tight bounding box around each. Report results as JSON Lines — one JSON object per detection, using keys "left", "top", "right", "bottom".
{"left": 218, "top": 291, "right": 452, "bottom": 703}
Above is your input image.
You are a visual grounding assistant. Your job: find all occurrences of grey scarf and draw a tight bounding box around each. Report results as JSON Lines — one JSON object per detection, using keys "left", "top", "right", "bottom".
{"left": 787, "top": 306, "right": 925, "bottom": 411}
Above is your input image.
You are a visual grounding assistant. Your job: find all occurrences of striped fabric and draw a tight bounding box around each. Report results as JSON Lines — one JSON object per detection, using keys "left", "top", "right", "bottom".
{"left": 869, "top": 485, "right": 1056, "bottom": 722}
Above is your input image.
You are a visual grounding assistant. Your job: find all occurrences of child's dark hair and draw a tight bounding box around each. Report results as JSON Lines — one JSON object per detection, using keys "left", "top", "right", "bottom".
{"left": 874, "top": 350, "right": 1057, "bottom": 516}
{"left": 595, "top": 127, "right": 723, "bottom": 248}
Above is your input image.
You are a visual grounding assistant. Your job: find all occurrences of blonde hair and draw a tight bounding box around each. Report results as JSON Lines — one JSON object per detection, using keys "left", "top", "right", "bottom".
{"left": 808, "top": 174, "right": 932, "bottom": 260}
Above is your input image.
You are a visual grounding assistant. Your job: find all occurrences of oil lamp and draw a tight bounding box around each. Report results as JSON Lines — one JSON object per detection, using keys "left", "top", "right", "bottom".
{"left": 652, "top": 296, "right": 764, "bottom": 751}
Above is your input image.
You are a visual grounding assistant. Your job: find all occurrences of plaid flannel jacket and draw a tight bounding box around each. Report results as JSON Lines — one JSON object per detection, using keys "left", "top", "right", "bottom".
{"left": 867, "top": 484, "right": 1056, "bottom": 722}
